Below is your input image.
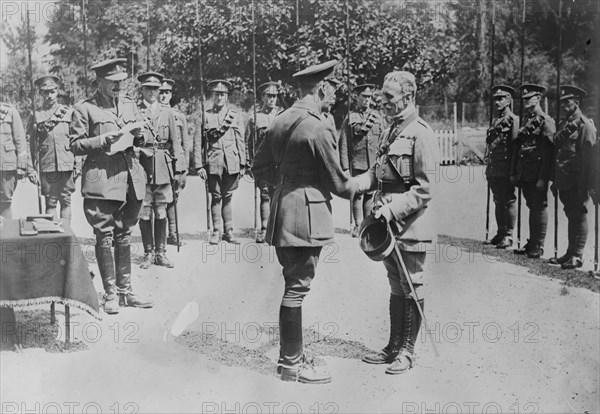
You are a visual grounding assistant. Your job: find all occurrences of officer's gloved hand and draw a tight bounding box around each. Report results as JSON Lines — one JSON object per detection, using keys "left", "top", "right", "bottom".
{"left": 179, "top": 172, "right": 187, "bottom": 190}
{"left": 373, "top": 202, "right": 393, "bottom": 222}
{"left": 27, "top": 170, "right": 39, "bottom": 186}
{"left": 197, "top": 168, "right": 208, "bottom": 181}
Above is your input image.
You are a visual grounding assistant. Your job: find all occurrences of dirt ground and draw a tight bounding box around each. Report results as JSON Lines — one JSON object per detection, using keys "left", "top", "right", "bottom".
{"left": 1, "top": 166, "right": 599, "bottom": 414}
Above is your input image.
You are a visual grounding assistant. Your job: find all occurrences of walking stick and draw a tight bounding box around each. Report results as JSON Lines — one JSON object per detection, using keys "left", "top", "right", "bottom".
{"left": 251, "top": 0, "right": 260, "bottom": 240}
{"left": 387, "top": 223, "right": 439, "bottom": 357}
{"left": 595, "top": 200, "right": 599, "bottom": 273}
{"left": 196, "top": 0, "right": 211, "bottom": 236}
{"left": 553, "top": 0, "right": 562, "bottom": 259}
{"left": 485, "top": 3, "right": 496, "bottom": 242}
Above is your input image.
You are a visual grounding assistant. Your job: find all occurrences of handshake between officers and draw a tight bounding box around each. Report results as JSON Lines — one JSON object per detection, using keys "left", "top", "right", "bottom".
{"left": 252, "top": 62, "right": 439, "bottom": 384}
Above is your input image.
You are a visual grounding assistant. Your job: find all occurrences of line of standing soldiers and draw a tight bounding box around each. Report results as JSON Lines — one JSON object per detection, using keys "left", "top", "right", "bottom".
{"left": 485, "top": 83, "right": 597, "bottom": 270}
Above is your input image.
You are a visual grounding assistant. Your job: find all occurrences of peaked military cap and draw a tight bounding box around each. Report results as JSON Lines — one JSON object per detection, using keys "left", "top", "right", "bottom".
{"left": 354, "top": 83, "right": 376, "bottom": 95}
{"left": 520, "top": 83, "right": 546, "bottom": 98}
{"left": 208, "top": 80, "right": 232, "bottom": 93}
{"left": 559, "top": 85, "right": 587, "bottom": 101}
{"left": 34, "top": 75, "right": 60, "bottom": 91}
{"left": 492, "top": 85, "right": 515, "bottom": 98}
{"left": 293, "top": 60, "right": 338, "bottom": 87}
{"left": 258, "top": 81, "right": 280, "bottom": 95}
{"left": 160, "top": 78, "right": 175, "bottom": 91}
{"left": 90, "top": 58, "right": 128, "bottom": 81}
{"left": 137, "top": 71, "right": 164, "bottom": 87}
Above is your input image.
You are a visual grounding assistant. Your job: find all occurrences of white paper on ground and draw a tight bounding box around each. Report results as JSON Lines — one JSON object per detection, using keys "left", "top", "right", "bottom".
{"left": 169, "top": 301, "right": 200, "bottom": 338}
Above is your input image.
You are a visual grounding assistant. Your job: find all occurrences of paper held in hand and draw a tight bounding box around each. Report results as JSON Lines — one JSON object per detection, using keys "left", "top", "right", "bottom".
{"left": 105, "top": 121, "right": 147, "bottom": 155}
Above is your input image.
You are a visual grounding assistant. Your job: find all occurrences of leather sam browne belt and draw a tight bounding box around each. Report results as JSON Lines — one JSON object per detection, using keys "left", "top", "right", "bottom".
{"left": 377, "top": 180, "right": 407, "bottom": 194}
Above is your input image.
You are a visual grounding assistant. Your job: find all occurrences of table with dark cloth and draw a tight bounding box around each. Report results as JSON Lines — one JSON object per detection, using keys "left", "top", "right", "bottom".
{"left": 1, "top": 219, "right": 100, "bottom": 347}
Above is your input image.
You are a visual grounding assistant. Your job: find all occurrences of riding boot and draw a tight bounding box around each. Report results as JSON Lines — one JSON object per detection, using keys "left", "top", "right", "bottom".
{"left": 363, "top": 295, "right": 405, "bottom": 364}
{"left": 278, "top": 306, "right": 332, "bottom": 384}
{"left": 154, "top": 218, "right": 174, "bottom": 268}
{"left": 139, "top": 219, "right": 154, "bottom": 269}
{"left": 386, "top": 298, "right": 423, "bottom": 375}
{"left": 95, "top": 244, "right": 118, "bottom": 314}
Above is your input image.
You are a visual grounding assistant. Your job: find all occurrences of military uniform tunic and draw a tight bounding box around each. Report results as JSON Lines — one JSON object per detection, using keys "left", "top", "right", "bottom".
{"left": 0, "top": 103, "right": 29, "bottom": 218}
{"left": 27, "top": 103, "right": 80, "bottom": 219}
{"left": 486, "top": 108, "right": 519, "bottom": 239}
{"left": 511, "top": 108, "right": 556, "bottom": 249}
{"left": 339, "top": 110, "right": 382, "bottom": 173}
{"left": 551, "top": 108, "right": 597, "bottom": 258}
{"left": 193, "top": 104, "right": 245, "bottom": 232}
{"left": 357, "top": 108, "right": 440, "bottom": 297}
{"left": 137, "top": 101, "right": 185, "bottom": 215}
{"left": 252, "top": 97, "right": 357, "bottom": 307}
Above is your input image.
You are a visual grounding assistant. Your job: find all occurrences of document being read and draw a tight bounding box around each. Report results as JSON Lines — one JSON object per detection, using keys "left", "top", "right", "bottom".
{"left": 105, "top": 121, "right": 147, "bottom": 155}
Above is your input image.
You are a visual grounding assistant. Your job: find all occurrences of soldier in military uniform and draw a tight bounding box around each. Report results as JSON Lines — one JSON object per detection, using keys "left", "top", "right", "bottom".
{"left": 193, "top": 80, "right": 245, "bottom": 245}
{"left": 252, "top": 60, "right": 359, "bottom": 384}
{"left": 136, "top": 72, "right": 186, "bottom": 269}
{"left": 245, "top": 81, "right": 284, "bottom": 243}
{"left": 70, "top": 58, "right": 153, "bottom": 314}
{"left": 159, "top": 78, "right": 190, "bottom": 247}
{"left": 27, "top": 75, "right": 80, "bottom": 224}
{"left": 339, "top": 83, "right": 383, "bottom": 237}
{"left": 355, "top": 71, "right": 440, "bottom": 375}
{"left": 485, "top": 85, "right": 519, "bottom": 249}
{"left": 0, "top": 100, "right": 37, "bottom": 218}
{"left": 511, "top": 84, "right": 555, "bottom": 258}
{"left": 549, "top": 86, "right": 597, "bottom": 269}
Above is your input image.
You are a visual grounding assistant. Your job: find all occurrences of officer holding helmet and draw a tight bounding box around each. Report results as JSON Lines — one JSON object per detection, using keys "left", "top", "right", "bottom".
{"left": 356, "top": 71, "right": 440, "bottom": 375}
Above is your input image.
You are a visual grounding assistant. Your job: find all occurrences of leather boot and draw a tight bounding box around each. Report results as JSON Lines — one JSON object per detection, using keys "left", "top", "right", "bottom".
{"left": 526, "top": 242, "right": 543, "bottom": 258}
{"left": 496, "top": 236, "right": 513, "bottom": 249}
{"left": 209, "top": 229, "right": 221, "bottom": 245}
{"left": 278, "top": 306, "right": 332, "bottom": 384}
{"left": 154, "top": 218, "right": 174, "bottom": 268}
{"left": 223, "top": 228, "right": 240, "bottom": 244}
{"left": 484, "top": 234, "right": 502, "bottom": 246}
{"left": 119, "top": 292, "right": 154, "bottom": 308}
{"left": 386, "top": 298, "right": 423, "bottom": 375}
{"left": 255, "top": 229, "right": 266, "bottom": 244}
{"left": 549, "top": 253, "right": 571, "bottom": 265}
{"left": 95, "top": 244, "right": 119, "bottom": 314}
{"left": 513, "top": 239, "right": 531, "bottom": 255}
{"left": 561, "top": 256, "right": 583, "bottom": 269}
{"left": 114, "top": 234, "right": 132, "bottom": 296}
{"left": 363, "top": 295, "right": 405, "bottom": 364}
{"left": 139, "top": 219, "right": 154, "bottom": 269}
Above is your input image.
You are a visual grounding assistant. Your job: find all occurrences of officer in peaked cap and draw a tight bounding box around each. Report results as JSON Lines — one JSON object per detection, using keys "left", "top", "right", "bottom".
{"left": 159, "top": 78, "right": 191, "bottom": 247}
{"left": 549, "top": 85, "right": 597, "bottom": 269}
{"left": 193, "top": 79, "right": 245, "bottom": 244}
{"left": 136, "top": 71, "right": 186, "bottom": 269}
{"left": 70, "top": 57, "right": 153, "bottom": 314}
{"left": 252, "top": 60, "right": 360, "bottom": 384}
{"left": 354, "top": 70, "right": 440, "bottom": 376}
{"left": 245, "top": 81, "right": 284, "bottom": 243}
{"left": 339, "top": 82, "right": 383, "bottom": 238}
{"left": 510, "top": 83, "right": 555, "bottom": 258}
{"left": 484, "top": 85, "right": 519, "bottom": 249}
{"left": 27, "top": 75, "right": 80, "bottom": 224}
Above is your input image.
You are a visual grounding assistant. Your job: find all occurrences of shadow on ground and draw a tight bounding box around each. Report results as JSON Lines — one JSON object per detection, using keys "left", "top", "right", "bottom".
{"left": 176, "top": 325, "right": 373, "bottom": 378}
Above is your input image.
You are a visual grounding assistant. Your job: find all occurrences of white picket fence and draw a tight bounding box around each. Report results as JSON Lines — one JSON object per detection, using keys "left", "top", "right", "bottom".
{"left": 436, "top": 130, "right": 457, "bottom": 165}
